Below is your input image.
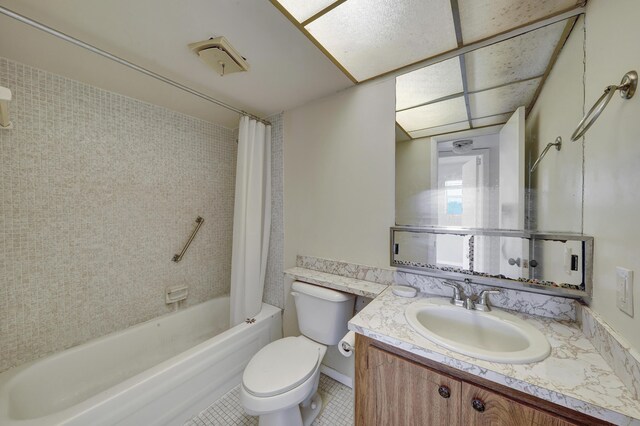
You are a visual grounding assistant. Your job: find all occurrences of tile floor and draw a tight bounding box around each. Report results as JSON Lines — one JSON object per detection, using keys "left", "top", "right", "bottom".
{"left": 185, "top": 374, "right": 354, "bottom": 426}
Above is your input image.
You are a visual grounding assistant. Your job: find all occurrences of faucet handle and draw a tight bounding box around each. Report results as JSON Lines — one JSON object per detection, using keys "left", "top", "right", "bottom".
{"left": 442, "top": 281, "right": 465, "bottom": 307}
{"left": 476, "top": 289, "right": 501, "bottom": 312}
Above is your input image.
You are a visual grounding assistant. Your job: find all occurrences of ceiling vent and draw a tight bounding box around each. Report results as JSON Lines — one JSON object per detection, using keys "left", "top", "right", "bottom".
{"left": 452, "top": 139, "right": 473, "bottom": 154}
{"left": 189, "top": 36, "right": 249, "bottom": 76}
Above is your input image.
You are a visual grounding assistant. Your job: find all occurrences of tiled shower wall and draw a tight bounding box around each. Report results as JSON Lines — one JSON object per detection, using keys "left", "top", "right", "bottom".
{"left": 0, "top": 57, "right": 237, "bottom": 372}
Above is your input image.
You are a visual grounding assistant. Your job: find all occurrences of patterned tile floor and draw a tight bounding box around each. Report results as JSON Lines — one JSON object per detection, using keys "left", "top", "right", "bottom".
{"left": 186, "top": 374, "right": 354, "bottom": 426}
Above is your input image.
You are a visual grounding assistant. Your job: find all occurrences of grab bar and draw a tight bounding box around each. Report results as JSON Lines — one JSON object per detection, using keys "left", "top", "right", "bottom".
{"left": 172, "top": 216, "right": 204, "bottom": 262}
{"left": 571, "top": 70, "right": 637, "bottom": 141}
{"left": 530, "top": 136, "right": 562, "bottom": 173}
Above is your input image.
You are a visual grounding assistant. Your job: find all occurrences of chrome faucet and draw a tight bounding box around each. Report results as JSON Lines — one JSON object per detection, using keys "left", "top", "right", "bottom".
{"left": 442, "top": 281, "right": 465, "bottom": 307}
{"left": 442, "top": 281, "right": 501, "bottom": 311}
{"left": 464, "top": 296, "right": 475, "bottom": 310}
{"left": 475, "top": 289, "right": 501, "bottom": 312}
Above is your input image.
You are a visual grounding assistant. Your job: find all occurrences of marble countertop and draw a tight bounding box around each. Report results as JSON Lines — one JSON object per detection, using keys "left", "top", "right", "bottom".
{"left": 284, "top": 267, "right": 388, "bottom": 298}
{"left": 349, "top": 288, "right": 640, "bottom": 426}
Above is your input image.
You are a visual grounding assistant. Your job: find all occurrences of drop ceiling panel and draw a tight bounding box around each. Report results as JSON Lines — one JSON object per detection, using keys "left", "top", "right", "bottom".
{"left": 306, "top": 0, "right": 458, "bottom": 81}
{"left": 396, "top": 96, "right": 468, "bottom": 132}
{"left": 396, "top": 57, "right": 463, "bottom": 111}
{"left": 472, "top": 113, "right": 512, "bottom": 128}
{"left": 464, "top": 21, "right": 566, "bottom": 92}
{"left": 409, "top": 121, "right": 470, "bottom": 139}
{"left": 458, "top": 0, "right": 578, "bottom": 43}
{"left": 275, "top": 0, "right": 339, "bottom": 23}
{"left": 469, "top": 78, "right": 540, "bottom": 118}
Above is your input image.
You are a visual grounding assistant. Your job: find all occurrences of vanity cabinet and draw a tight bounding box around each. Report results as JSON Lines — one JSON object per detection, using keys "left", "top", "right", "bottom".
{"left": 355, "top": 335, "right": 610, "bottom": 426}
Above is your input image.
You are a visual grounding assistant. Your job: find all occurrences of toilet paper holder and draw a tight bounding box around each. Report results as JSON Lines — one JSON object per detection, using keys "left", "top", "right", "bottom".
{"left": 341, "top": 340, "right": 354, "bottom": 352}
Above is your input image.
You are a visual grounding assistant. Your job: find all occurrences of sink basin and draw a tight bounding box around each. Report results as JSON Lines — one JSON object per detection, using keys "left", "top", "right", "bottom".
{"left": 405, "top": 298, "right": 551, "bottom": 364}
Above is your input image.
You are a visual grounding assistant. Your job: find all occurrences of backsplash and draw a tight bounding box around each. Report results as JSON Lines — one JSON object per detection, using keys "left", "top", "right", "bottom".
{"left": 581, "top": 306, "right": 640, "bottom": 400}
{"left": 0, "top": 57, "right": 236, "bottom": 372}
{"left": 297, "top": 255, "right": 577, "bottom": 321}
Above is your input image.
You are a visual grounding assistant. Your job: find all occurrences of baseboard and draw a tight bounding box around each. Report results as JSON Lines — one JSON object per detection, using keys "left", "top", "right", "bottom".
{"left": 320, "top": 365, "right": 353, "bottom": 388}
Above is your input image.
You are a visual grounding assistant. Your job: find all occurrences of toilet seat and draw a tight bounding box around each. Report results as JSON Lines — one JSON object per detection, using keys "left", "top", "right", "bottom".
{"left": 243, "top": 337, "right": 322, "bottom": 397}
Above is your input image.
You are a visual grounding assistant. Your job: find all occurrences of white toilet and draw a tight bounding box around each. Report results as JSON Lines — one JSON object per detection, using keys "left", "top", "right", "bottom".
{"left": 240, "top": 281, "right": 355, "bottom": 426}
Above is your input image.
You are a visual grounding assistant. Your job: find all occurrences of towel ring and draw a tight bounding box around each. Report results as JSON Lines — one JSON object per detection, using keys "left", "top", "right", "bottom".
{"left": 571, "top": 70, "right": 637, "bottom": 141}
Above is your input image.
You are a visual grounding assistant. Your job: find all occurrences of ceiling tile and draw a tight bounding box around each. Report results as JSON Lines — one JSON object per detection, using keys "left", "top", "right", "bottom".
{"left": 275, "top": 0, "right": 341, "bottom": 23}
{"left": 464, "top": 21, "right": 566, "bottom": 92}
{"left": 409, "top": 122, "right": 470, "bottom": 139}
{"left": 458, "top": 0, "right": 578, "bottom": 43}
{"left": 469, "top": 78, "right": 540, "bottom": 118}
{"left": 306, "top": 0, "right": 458, "bottom": 81}
{"left": 396, "top": 57, "right": 463, "bottom": 111}
{"left": 471, "top": 113, "right": 512, "bottom": 127}
{"left": 396, "top": 96, "right": 468, "bottom": 132}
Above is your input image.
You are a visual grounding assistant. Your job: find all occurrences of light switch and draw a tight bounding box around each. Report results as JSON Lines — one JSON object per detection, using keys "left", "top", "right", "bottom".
{"left": 616, "top": 267, "right": 634, "bottom": 317}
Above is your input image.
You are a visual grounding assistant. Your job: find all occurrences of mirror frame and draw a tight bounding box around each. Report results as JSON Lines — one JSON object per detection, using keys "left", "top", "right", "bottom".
{"left": 390, "top": 226, "right": 593, "bottom": 300}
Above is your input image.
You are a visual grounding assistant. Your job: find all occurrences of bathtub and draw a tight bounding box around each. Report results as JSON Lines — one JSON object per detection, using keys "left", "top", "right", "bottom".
{"left": 0, "top": 296, "right": 282, "bottom": 426}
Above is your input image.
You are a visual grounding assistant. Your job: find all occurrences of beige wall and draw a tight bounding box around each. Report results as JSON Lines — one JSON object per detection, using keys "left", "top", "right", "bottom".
{"left": 0, "top": 57, "right": 236, "bottom": 372}
{"left": 525, "top": 16, "right": 584, "bottom": 233}
{"left": 283, "top": 80, "right": 396, "bottom": 271}
{"left": 282, "top": 80, "right": 396, "bottom": 376}
{"left": 583, "top": 0, "right": 640, "bottom": 352}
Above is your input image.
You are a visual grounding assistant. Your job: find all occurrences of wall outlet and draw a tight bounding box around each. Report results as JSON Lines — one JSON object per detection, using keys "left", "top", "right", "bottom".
{"left": 564, "top": 247, "right": 573, "bottom": 275}
{"left": 616, "top": 267, "right": 634, "bottom": 317}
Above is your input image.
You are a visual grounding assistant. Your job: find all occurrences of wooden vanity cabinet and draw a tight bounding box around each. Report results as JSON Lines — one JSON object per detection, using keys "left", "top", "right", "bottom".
{"left": 355, "top": 335, "right": 611, "bottom": 426}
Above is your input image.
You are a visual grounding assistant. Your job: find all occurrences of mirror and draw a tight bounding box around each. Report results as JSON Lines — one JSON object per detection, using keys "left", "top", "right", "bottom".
{"left": 395, "top": 16, "right": 585, "bottom": 233}
{"left": 393, "top": 16, "right": 589, "bottom": 297}
{"left": 391, "top": 227, "right": 592, "bottom": 298}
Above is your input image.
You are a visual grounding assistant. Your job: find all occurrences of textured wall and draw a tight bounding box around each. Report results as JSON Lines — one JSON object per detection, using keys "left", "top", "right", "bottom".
{"left": 0, "top": 57, "right": 237, "bottom": 372}
{"left": 263, "top": 113, "right": 284, "bottom": 309}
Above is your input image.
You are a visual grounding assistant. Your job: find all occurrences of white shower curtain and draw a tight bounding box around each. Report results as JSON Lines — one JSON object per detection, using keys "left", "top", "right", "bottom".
{"left": 230, "top": 116, "right": 271, "bottom": 326}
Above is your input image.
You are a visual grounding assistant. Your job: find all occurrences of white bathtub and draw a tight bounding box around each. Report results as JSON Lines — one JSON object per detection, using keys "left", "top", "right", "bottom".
{"left": 0, "top": 296, "right": 282, "bottom": 426}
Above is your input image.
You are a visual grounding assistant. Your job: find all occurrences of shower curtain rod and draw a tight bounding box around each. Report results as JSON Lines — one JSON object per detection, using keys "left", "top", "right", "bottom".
{"left": 0, "top": 6, "right": 271, "bottom": 126}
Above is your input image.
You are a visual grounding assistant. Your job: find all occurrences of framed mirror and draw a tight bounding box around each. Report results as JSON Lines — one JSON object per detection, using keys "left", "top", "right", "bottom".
{"left": 391, "top": 227, "right": 592, "bottom": 299}
{"left": 393, "top": 16, "right": 590, "bottom": 298}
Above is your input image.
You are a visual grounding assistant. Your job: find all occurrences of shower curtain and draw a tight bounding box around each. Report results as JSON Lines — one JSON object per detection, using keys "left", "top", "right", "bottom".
{"left": 230, "top": 116, "right": 271, "bottom": 326}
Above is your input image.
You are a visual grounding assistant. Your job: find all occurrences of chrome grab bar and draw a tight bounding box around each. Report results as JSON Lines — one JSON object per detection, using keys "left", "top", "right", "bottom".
{"left": 571, "top": 70, "right": 637, "bottom": 141}
{"left": 530, "top": 136, "right": 562, "bottom": 173}
{"left": 172, "top": 216, "right": 204, "bottom": 262}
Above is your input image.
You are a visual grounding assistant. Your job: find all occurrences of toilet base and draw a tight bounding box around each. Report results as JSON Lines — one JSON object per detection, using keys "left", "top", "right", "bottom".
{"left": 256, "top": 392, "right": 322, "bottom": 426}
{"left": 300, "top": 392, "right": 323, "bottom": 426}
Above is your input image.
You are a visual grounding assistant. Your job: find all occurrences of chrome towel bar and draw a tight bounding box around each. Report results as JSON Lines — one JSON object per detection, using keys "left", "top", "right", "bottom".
{"left": 571, "top": 70, "right": 637, "bottom": 141}
{"left": 530, "top": 136, "right": 562, "bottom": 173}
{"left": 172, "top": 216, "right": 204, "bottom": 262}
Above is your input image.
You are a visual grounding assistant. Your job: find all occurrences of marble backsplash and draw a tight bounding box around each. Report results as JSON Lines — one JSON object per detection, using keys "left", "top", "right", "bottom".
{"left": 581, "top": 306, "right": 640, "bottom": 401}
{"left": 297, "top": 255, "right": 577, "bottom": 321}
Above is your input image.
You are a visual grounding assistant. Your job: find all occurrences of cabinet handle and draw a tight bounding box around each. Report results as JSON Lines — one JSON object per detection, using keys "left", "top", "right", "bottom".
{"left": 471, "top": 398, "right": 486, "bottom": 412}
{"left": 437, "top": 385, "right": 451, "bottom": 399}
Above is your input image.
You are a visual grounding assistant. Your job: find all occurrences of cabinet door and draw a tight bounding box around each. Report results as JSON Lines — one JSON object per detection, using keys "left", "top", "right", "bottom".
{"left": 359, "top": 346, "right": 461, "bottom": 426}
{"left": 461, "top": 383, "right": 578, "bottom": 426}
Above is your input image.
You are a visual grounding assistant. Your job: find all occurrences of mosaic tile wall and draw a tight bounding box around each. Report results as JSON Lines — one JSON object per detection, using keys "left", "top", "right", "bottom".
{"left": 0, "top": 57, "right": 237, "bottom": 372}
{"left": 263, "top": 113, "right": 284, "bottom": 309}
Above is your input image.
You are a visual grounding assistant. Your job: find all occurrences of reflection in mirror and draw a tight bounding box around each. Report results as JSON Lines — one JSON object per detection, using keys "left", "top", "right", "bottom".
{"left": 391, "top": 228, "right": 592, "bottom": 298}
{"left": 395, "top": 17, "right": 585, "bottom": 232}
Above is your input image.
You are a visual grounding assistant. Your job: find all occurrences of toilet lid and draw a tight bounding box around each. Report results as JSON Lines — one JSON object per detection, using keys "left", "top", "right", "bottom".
{"left": 243, "top": 337, "right": 322, "bottom": 397}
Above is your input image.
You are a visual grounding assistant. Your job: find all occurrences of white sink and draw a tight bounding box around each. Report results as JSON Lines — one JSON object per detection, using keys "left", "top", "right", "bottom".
{"left": 405, "top": 298, "right": 551, "bottom": 364}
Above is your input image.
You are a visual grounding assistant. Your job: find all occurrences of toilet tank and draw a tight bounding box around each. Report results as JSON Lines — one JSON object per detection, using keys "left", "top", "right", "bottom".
{"left": 291, "top": 281, "right": 355, "bottom": 346}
